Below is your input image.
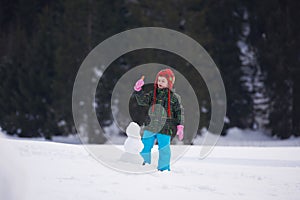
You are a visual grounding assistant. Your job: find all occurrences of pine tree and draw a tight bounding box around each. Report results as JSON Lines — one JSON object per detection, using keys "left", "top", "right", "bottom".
{"left": 204, "top": 0, "right": 253, "bottom": 132}
{"left": 53, "top": 0, "right": 127, "bottom": 143}
{"left": 237, "top": 6, "right": 270, "bottom": 131}
{"left": 0, "top": 0, "right": 57, "bottom": 137}
{"left": 247, "top": 0, "right": 300, "bottom": 138}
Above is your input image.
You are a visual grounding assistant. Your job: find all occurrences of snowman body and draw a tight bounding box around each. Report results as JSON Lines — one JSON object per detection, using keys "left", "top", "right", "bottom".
{"left": 124, "top": 122, "right": 144, "bottom": 153}
{"left": 120, "top": 122, "right": 144, "bottom": 164}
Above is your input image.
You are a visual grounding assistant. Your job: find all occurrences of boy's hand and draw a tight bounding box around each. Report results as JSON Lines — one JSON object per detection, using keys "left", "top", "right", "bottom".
{"left": 176, "top": 125, "right": 184, "bottom": 141}
{"left": 134, "top": 76, "right": 145, "bottom": 91}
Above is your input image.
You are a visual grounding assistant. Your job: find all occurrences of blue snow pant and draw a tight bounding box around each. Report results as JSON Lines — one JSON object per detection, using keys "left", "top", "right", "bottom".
{"left": 140, "top": 130, "right": 171, "bottom": 171}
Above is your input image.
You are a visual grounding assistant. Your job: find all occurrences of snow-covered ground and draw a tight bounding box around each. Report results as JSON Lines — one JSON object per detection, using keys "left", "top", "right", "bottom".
{"left": 1, "top": 134, "right": 300, "bottom": 200}
{"left": 193, "top": 127, "right": 300, "bottom": 146}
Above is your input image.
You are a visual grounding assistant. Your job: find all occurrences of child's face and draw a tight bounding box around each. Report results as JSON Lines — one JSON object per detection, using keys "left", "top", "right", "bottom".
{"left": 157, "top": 76, "right": 168, "bottom": 89}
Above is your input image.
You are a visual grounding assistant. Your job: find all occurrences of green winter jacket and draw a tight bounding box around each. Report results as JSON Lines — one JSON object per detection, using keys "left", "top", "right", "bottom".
{"left": 134, "top": 88, "right": 184, "bottom": 136}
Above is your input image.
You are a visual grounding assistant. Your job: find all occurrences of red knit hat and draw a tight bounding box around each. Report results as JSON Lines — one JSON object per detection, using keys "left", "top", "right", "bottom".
{"left": 154, "top": 69, "right": 175, "bottom": 89}
{"left": 152, "top": 69, "right": 175, "bottom": 117}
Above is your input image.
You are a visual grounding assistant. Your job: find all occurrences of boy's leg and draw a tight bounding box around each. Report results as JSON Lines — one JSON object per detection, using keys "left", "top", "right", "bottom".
{"left": 156, "top": 133, "right": 171, "bottom": 171}
{"left": 140, "top": 130, "right": 156, "bottom": 164}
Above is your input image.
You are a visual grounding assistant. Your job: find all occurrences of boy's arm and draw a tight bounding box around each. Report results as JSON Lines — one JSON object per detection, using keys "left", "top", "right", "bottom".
{"left": 134, "top": 90, "right": 153, "bottom": 106}
{"left": 173, "top": 93, "right": 184, "bottom": 126}
{"left": 173, "top": 93, "right": 184, "bottom": 141}
{"left": 133, "top": 75, "right": 152, "bottom": 106}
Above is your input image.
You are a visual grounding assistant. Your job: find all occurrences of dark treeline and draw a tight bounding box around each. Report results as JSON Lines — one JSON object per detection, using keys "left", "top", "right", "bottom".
{"left": 0, "top": 0, "right": 299, "bottom": 143}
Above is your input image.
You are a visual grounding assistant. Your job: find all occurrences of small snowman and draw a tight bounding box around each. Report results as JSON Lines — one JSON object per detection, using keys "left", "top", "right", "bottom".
{"left": 120, "top": 122, "right": 144, "bottom": 164}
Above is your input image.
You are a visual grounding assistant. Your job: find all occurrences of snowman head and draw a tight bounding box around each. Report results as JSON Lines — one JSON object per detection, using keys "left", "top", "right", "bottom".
{"left": 126, "top": 122, "right": 141, "bottom": 139}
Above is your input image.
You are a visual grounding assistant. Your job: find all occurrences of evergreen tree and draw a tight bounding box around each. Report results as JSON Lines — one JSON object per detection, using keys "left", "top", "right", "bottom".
{"left": 204, "top": 0, "right": 253, "bottom": 132}
{"left": 0, "top": 1, "right": 68, "bottom": 138}
{"left": 53, "top": 0, "right": 127, "bottom": 143}
{"left": 247, "top": 0, "right": 300, "bottom": 138}
{"left": 237, "top": 5, "right": 269, "bottom": 131}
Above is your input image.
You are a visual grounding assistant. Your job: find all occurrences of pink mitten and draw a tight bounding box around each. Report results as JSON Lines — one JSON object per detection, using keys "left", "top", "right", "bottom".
{"left": 134, "top": 76, "right": 145, "bottom": 91}
{"left": 176, "top": 125, "right": 184, "bottom": 141}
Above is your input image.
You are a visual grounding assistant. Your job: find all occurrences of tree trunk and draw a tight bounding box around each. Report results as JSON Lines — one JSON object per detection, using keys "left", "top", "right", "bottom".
{"left": 292, "top": 69, "right": 300, "bottom": 136}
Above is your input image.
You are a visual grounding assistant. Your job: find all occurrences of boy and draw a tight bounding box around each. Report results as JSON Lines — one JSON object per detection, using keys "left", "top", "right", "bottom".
{"left": 133, "top": 68, "right": 184, "bottom": 171}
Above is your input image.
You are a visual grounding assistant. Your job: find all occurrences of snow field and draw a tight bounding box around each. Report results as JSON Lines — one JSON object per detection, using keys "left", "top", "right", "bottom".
{"left": 0, "top": 138, "right": 300, "bottom": 200}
